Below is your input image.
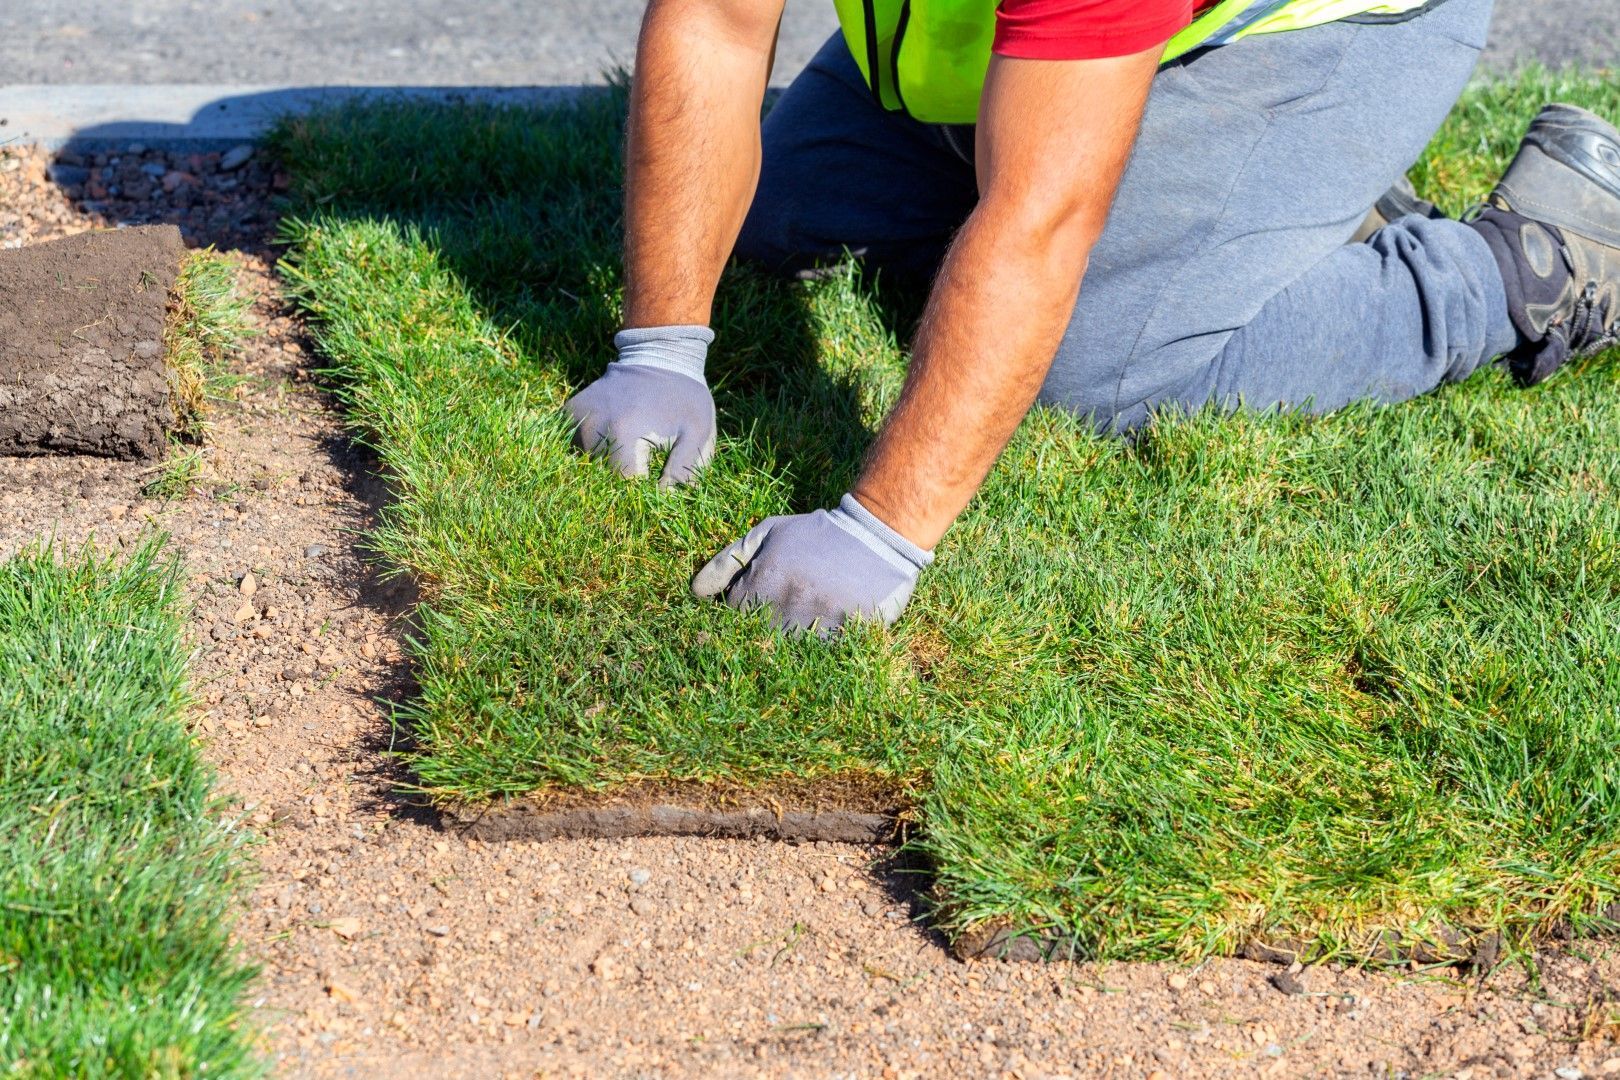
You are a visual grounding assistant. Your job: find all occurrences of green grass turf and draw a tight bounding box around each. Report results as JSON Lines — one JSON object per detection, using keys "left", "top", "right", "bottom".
{"left": 166, "top": 249, "right": 254, "bottom": 443}
{"left": 0, "top": 541, "right": 258, "bottom": 1077}
{"left": 272, "top": 67, "right": 1620, "bottom": 961}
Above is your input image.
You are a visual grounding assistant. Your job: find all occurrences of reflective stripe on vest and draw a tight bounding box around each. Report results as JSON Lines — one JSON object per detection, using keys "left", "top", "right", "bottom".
{"left": 833, "top": 0, "right": 1440, "bottom": 124}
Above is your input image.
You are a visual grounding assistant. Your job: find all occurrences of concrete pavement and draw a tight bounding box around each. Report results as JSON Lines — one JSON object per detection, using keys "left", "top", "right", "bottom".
{"left": 0, "top": 0, "right": 1612, "bottom": 87}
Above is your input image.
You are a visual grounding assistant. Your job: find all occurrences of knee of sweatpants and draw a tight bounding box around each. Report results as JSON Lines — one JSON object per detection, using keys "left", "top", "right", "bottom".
{"left": 1038, "top": 368, "right": 1152, "bottom": 436}
{"left": 733, "top": 199, "right": 799, "bottom": 275}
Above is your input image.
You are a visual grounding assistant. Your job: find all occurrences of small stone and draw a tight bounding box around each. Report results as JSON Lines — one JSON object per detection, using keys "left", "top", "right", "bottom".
{"left": 503, "top": 1011, "right": 526, "bottom": 1028}
{"left": 239, "top": 570, "right": 257, "bottom": 596}
{"left": 1556, "top": 1069, "right": 1585, "bottom": 1080}
{"left": 359, "top": 641, "right": 378, "bottom": 660}
{"left": 305, "top": 543, "right": 327, "bottom": 558}
{"left": 591, "top": 950, "right": 619, "bottom": 981}
{"left": 325, "top": 979, "right": 360, "bottom": 1004}
{"left": 47, "top": 163, "right": 91, "bottom": 186}
{"left": 628, "top": 868, "right": 651, "bottom": 888}
{"left": 327, "top": 916, "right": 363, "bottom": 940}
{"left": 819, "top": 876, "right": 837, "bottom": 894}
{"left": 309, "top": 794, "right": 331, "bottom": 817}
{"left": 107, "top": 504, "right": 128, "bottom": 521}
{"left": 1199, "top": 980, "right": 1217, "bottom": 995}
{"left": 232, "top": 600, "right": 256, "bottom": 622}
{"left": 140, "top": 161, "right": 166, "bottom": 177}
{"left": 426, "top": 925, "right": 450, "bottom": 937}
{"left": 220, "top": 144, "right": 255, "bottom": 171}
{"left": 1167, "top": 972, "right": 1189, "bottom": 991}
{"left": 630, "top": 896, "right": 656, "bottom": 917}
{"left": 1269, "top": 969, "right": 1306, "bottom": 996}
{"left": 160, "top": 169, "right": 197, "bottom": 193}
{"left": 131, "top": 339, "right": 161, "bottom": 359}
{"left": 252, "top": 625, "right": 270, "bottom": 640}
{"left": 252, "top": 715, "right": 273, "bottom": 728}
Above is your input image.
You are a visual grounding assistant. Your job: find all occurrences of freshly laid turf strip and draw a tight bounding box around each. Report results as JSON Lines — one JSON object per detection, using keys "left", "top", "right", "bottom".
{"left": 0, "top": 542, "right": 258, "bottom": 1077}
{"left": 274, "top": 68, "right": 1620, "bottom": 961}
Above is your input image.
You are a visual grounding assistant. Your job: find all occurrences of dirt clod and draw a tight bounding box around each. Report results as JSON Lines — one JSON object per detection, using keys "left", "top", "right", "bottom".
{"left": 1270, "top": 969, "right": 1307, "bottom": 996}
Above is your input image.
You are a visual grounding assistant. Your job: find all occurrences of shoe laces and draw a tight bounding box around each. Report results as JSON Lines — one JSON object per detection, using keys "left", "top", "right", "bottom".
{"left": 1564, "top": 281, "right": 1618, "bottom": 356}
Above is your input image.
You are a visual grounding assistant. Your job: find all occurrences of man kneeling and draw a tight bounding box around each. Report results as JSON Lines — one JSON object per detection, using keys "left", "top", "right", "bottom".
{"left": 567, "top": 0, "right": 1620, "bottom": 633}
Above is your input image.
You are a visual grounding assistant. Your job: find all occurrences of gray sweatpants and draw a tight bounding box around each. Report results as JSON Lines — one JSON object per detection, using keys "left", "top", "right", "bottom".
{"left": 735, "top": 0, "right": 1519, "bottom": 431}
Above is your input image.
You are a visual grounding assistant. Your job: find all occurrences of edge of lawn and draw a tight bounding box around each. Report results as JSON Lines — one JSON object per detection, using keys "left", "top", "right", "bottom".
{"left": 0, "top": 537, "right": 260, "bottom": 1077}
{"left": 268, "top": 68, "right": 1620, "bottom": 966}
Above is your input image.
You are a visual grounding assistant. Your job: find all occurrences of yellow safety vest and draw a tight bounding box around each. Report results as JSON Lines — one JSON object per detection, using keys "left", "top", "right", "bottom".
{"left": 834, "top": 0, "right": 1443, "bottom": 124}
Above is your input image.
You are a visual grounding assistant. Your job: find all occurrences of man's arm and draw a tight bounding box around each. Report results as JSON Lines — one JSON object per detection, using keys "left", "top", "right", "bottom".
{"left": 565, "top": 0, "right": 782, "bottom": 486}
{"left": 852, "top": 48, "right": 1160, "bottom": 547}
{"left": 623, "top": 0, "right": 784, "bottom": 327}
{"left": 692, "top": 47, "right": 1163, "bottom": 632}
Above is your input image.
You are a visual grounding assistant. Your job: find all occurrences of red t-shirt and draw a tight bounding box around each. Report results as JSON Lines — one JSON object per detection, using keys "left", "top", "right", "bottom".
{"left": 994, "top": 0, "right": 1218, "bottom": 61}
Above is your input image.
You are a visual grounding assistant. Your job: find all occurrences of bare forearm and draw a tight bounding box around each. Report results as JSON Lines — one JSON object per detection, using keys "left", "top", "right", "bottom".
{"left": 853, "top": 207, "right": 1089, "bottom": 547}
{"left": 852, "top": 49, "right": 1159, "bottom": 549}
{"left": 622, "top": 0, "right": 782, "bottom": 328}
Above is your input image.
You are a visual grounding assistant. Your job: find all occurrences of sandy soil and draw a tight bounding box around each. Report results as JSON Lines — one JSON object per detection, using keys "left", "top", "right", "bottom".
{"left": 4, "top": 142, "right": 1620, "bottom": 1080}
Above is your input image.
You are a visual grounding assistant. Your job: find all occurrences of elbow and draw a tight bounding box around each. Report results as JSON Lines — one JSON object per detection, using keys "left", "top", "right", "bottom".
{"left": 974, "top": 188, "right": 1106, "bottom": 274}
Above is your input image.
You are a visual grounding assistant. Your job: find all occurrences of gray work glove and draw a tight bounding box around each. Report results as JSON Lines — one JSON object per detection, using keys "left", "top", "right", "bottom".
{"left": 565, "top": 324, "right": 716, "bottom": 487}
{"left": 691, "top": 493, "right": 933, "bottom": 635}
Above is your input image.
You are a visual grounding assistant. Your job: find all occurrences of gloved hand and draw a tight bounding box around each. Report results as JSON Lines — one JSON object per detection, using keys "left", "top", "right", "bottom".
{"left": 565, "top": 324, "right": 716, "bottom": 487}
{"left": 691, "top": 493, "right": 933, "bottom": 635}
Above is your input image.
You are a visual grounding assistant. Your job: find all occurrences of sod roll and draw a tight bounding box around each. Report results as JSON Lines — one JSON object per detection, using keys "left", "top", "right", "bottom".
{"left": 0, "top": 224, "right": 187, "bottom": 459}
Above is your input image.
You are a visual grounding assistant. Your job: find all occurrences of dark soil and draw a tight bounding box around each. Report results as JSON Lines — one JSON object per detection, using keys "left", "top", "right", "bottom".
{"left": 446, "top": 774, "right": 907, "bottom": 843}
{"left": 449, "top": 801, "right": 898, "bottom": 844}
{"left": 0, "top": 225, "right": 185, "bottom": 459}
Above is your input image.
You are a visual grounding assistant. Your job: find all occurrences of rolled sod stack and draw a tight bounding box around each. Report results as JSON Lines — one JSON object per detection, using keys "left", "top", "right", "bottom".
{"left": 0, "top": 225, "right": 188, "bottom": 459}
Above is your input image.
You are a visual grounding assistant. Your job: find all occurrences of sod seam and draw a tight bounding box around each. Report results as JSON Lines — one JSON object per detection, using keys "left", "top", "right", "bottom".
{"left": 272, "top": 67, "right": 1620, "bottom": 963}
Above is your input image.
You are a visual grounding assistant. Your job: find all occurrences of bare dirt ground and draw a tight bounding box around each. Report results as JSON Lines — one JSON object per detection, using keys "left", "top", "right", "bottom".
{"left": 6, "top": 144, "right": 1620, "bottom": 1079}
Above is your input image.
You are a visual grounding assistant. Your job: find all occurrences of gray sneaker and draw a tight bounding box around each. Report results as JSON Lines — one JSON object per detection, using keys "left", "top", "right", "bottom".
{"left": 1468, "top": 103, "right": 1620, "bottom": 386}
